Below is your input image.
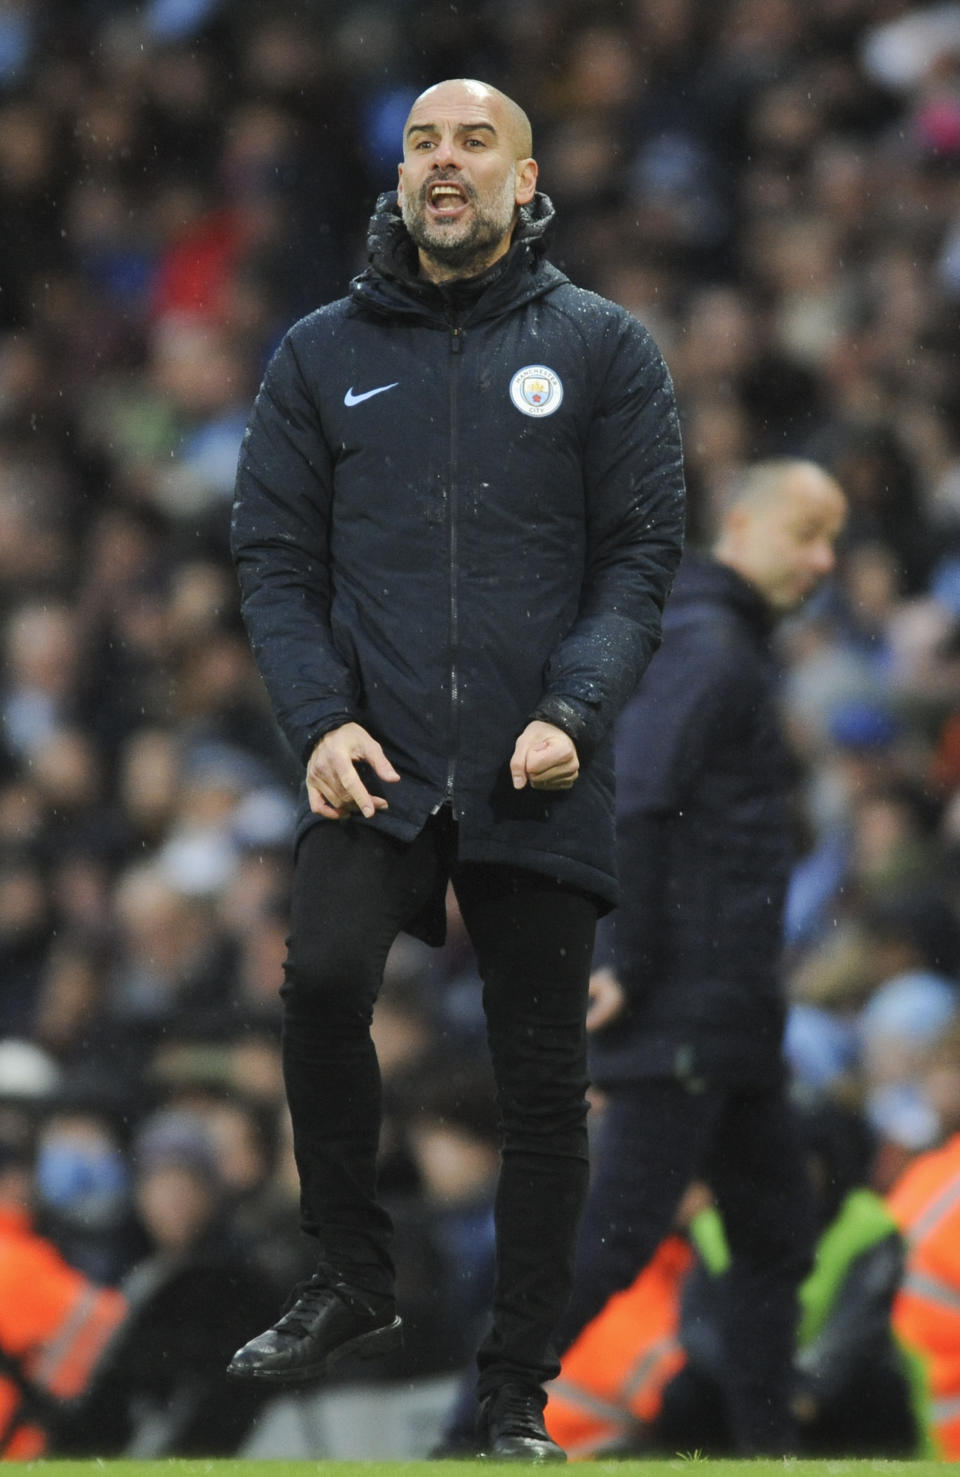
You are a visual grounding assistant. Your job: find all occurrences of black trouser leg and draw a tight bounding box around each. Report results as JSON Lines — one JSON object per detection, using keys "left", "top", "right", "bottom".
{"left": 452, "top": 865, "right": 597, "bottom": 1398}
{"left": 557, "top": 1077, "right": 721, "bottom": 1351}
{"left": 280, "top": 819, "right": 445, "bottom": 1297}
{"left": 705, "top": 1085, "right": 815, "bottom": 1455}
{"left": 556, "top": 1076, "right": 813, "bottom": 1455}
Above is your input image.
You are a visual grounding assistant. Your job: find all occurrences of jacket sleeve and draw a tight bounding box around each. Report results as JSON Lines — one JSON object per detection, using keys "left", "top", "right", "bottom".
{"left": 591, "top": 809, "right": 671, "bottom": 1004}
{"left": 532, "top": 314, "right": 685, "bottom": 755}
{"left": 600, "top": 632, "right": 757, "bottom": 1003}
{"left": 230, "top": 326, "right": 359, "bottom": 765}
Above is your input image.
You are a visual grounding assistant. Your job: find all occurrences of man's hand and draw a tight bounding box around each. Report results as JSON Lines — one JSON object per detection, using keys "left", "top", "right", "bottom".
{"left": 509, "top": 720, "right": 579, "bottom": 791}
{"left": 306, "top": 723, "right": 400, "bottom": 820}
{"left": 586, "top": 966, "right": 627, "bottom": 1032}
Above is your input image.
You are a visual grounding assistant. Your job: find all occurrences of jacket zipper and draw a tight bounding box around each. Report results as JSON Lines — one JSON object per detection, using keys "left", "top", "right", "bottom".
{"left": 442, "top": 324, "right": 464, "bottom": 812}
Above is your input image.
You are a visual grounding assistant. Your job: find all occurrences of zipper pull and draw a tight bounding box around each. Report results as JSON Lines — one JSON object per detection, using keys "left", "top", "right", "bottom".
{"left": 451, "top": 325, "right": 464, "bottom": 354}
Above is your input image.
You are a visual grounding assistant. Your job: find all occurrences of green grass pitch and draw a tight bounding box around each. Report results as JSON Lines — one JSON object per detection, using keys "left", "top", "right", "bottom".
{"left": 4, "top": 1460, "right": 949, "bottom": 1476}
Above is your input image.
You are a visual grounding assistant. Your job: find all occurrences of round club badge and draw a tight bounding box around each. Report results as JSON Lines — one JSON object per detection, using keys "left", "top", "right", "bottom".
{"left": 509, "top": 364, "right": 564, "bottom": 418}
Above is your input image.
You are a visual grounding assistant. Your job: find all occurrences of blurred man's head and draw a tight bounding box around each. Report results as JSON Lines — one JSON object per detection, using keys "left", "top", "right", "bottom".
{"left": 712, "top": 459, "right": 847, "bottom": 613}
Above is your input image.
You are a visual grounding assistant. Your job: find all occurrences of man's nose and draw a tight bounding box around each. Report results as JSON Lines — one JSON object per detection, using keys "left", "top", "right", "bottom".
{"left": 431, "top": 137, "right": 460, "bottom": 168}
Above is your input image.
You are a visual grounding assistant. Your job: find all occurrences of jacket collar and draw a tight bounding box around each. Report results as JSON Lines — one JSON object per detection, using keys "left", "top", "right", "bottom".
{"left": 671, "top": 551, "right": 779, "bottom": 636}
{"left": 350, "top": 190, "right": 564, "bottom": 323}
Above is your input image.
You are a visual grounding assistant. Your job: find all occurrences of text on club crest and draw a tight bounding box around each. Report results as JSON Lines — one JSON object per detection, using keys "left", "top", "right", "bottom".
{"left": 509, "top": 364, "right": 564, "bottom": 418}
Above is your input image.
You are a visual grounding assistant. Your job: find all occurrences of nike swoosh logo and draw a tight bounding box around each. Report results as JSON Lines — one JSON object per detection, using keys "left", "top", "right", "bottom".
{"left": 344, "top": 382, "right": 399, "bottom": 406}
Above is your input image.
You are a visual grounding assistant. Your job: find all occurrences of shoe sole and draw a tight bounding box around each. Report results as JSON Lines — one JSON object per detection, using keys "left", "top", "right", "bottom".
{"left": 226, "top": 1315, "right": 404, "bottom": 1385}
{"left": 477, "top": 1445, "right": 566, "bottom": 1464}
{"left": 478, "top": 1447, "right": 566, "bottom": 1464}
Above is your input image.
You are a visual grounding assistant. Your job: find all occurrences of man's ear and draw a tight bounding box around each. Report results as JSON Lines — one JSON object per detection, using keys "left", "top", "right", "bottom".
{"left": 396, "top": 162, "right": 404, "bottom": 205}
{"left": 515, "top": 157, "right": 538, "bottom": 206}
{"left": 713, "top": 502, "right": 750, "bottom": 562}
{"left": 719, "top": 502, "right": 749, "bottom": 539}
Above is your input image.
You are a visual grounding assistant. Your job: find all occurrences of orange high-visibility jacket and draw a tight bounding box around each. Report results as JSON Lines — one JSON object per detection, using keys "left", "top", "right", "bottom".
{"left": 0, "top": 1205, "right": 127, "bottom": 1458}
{"left": 544, "top": 1235, "right": 693, "bottom": 1459}
{"left": 887, "top": 1133, "right": 960, "bottom": 1460}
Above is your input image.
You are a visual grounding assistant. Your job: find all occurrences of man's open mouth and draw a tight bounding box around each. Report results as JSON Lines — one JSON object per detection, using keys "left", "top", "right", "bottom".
{"left": 427, "top": 181, "right": 469, "bottom": 214}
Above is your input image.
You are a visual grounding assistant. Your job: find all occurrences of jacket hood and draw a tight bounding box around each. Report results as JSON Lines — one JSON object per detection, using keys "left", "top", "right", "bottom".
{"left": 350, "top": 190, "right": 561, "bottom": 318}
{"left": 669, "top": 550, "right": 776, "bottom": 634}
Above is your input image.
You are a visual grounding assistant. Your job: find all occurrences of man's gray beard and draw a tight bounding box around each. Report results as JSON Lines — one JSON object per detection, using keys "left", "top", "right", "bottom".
{"left": 402, "top": 195, "right": 516, "bottom": 276}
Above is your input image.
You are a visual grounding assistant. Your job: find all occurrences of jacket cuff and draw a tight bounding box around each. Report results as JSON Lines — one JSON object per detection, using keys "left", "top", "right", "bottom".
{"left": 529, "top": 695, "right": 594, "bottom": 751}
{"left": 300, "top": 713, "right": 356, "bottom": 767}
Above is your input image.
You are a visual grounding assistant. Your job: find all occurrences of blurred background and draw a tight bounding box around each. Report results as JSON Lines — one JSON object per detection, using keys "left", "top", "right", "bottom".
{"left": 3, "top": 0, "right": 960, "bottom": 1458}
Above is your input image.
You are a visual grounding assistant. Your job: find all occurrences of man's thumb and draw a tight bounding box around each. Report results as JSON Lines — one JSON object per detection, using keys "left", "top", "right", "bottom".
{"left": 510, "top": 745, "right": 527, "bottom": 789}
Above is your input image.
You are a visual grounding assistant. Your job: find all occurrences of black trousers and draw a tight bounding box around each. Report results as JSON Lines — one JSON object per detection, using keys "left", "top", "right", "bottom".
{"left": 281, "top": 813, "right": 598, "bottom": 1396}
{"left": 557, "top": 1075, "right": 815, "bottom": 1455}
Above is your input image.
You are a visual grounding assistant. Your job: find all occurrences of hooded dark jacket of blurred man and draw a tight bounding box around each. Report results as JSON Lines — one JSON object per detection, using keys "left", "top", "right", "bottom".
{"left": 556, "top": 459, "right": 847, "bottom": 1457}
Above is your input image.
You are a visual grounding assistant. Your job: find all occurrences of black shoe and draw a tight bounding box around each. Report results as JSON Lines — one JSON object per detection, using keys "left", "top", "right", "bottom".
{"left": 476, "top": 1383, "right": 566, "bottom": 1463}
{"left": 226, "top": 1273, "right": 402, "bottom": 1384}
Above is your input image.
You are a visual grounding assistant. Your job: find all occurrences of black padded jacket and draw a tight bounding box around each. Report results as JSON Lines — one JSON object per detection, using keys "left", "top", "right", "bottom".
{"left": 231, "top": 192, "right": 685, "bottom": 921}
{"left": 589, "top": 553, "right": 795, "bottom": 1086}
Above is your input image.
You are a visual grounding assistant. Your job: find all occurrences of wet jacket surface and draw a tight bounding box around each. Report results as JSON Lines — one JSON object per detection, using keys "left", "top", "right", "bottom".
{"left": 231, "top": 192, "right": 685, "bottom": 911}
{"left": 589, "top": 552, "right": 794, "bottom": 1084}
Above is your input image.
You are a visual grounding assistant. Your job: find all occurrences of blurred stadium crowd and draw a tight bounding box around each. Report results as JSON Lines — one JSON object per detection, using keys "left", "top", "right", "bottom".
{"left": 4, "top": 0, "right": 960, "bottom": 1456}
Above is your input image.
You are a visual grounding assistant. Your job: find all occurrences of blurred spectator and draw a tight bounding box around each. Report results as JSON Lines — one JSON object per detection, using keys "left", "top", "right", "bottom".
{"left": 199, "top": 1091, "right": 311, "bottom": 1291}
{"left": 0, "top": 1127, "right": 128, "bottom": 1459}
{"left": 58, "top": 1104, "right": 279, "bottom": 1456}
{"left": 887, "top": 1026, "right": 960, "bottom": 1460}
{"left": 388, "top": 1050, "right": 500, "bottom": 1371}
{"left": 32, "top": 1098, "right": 134, "bottom": 1285}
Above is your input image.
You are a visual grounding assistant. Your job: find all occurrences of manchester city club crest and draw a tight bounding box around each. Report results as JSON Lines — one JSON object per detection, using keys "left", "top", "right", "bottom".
{"left": 509, "top": 364, "right": 564, "bottom": 418}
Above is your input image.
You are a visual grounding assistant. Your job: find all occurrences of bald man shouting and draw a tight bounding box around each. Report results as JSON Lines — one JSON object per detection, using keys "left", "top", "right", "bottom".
{"left": 227, "top": 78, "right": 685, "bottom": 1460}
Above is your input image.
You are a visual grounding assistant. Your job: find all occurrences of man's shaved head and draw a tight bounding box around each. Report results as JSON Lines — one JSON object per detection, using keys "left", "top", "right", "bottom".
{"left": 404, "top": 79, "right": 533, "bottom": 160}
{"left": 398, "top": 77, "right": 538, "bottom": 282}
{"left": 712, "top": 458, "right": 847, "bottom": 613}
